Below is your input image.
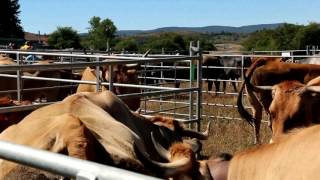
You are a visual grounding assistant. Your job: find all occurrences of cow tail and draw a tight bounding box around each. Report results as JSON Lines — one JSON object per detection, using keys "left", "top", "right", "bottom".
{"left": 237, "top": 58, "right": 269, "bottom": 126}
{"left": 237, "top": 82, "right": 255, "bottom": 126}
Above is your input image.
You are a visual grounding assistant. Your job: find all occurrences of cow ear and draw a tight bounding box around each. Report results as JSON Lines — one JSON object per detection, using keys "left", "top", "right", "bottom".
{"left": 183, "top": 138, "right": 202, "bottom": 153}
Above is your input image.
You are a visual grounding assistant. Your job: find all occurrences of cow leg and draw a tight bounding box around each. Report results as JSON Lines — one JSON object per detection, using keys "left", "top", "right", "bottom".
{"left": 253, "top": 113, "right": 262, "bottom": 144}
{"left": 222, "top": 81, "right": 227, "bottom": 93}
{"left": 231, "top": 81, "right": 238, "bottom": 92}
{"left": 246, "top": 91, "right": 263, "bottom": 144}
{"left": 207, "top": 81, "right": 213, "bottom": 92}
{"left": 251, "top": 104, "right": 263, "bottom": 144}
{"left": 175, "top": 81, "right": 181, "bottom": 88}
{"left": 214, "top": 81, "right": 220, "bottom": 96}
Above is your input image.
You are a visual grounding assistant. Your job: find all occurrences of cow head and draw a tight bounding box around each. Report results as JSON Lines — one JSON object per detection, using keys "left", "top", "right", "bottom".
{"left": 255, "top": 78, "right": 320, "bottom": 142}
{"left": 149, "top": 116, "right": 211, "bottom": 140}
{"left": 102, "top": 63, "right": 141, "bottom": 111}
{"left": 103, "top": 64, "right": 140, "bottom": 94}
{"left": 0, "top": 55, "right": 16, "bottom": 65}
{"left": 136, "top": 131, "right": 230, "bottom": 180}
{"left": 136, "top": 135, "right": 203, "bottom": 180}
{"left": 145, "top": 115, "right": 211, "bottom": 156}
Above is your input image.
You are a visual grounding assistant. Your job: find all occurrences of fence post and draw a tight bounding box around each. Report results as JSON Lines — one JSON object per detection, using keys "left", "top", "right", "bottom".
{"left": 189, "top": 41, "right": 194, "bottom": 128}
{"left": 159, "top": 61, "right": 164, "bottom": 113}
{"left": 16, "top": 52, "right": 21, "bottom": 102}
{"left": 95, "top": 57, "right": 101, "bottom": 92}
{"left": 144, "top": 61, "right": 147, "bottom": 114}
{"left": 196, "top": 40, "right": 202, "bottom": 132}
{"left": 108, "top": 64, "right": 113, "bottom": 92}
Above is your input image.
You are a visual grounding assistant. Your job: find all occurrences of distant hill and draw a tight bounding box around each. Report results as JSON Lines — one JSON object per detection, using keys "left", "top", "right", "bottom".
{"left": 117, "top": 23, "right": 284, "bottom": 36}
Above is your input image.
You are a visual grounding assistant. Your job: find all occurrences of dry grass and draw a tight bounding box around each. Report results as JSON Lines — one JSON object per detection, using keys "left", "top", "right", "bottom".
{"left": 143, "top": 81, "right": 272, "bottom": 158}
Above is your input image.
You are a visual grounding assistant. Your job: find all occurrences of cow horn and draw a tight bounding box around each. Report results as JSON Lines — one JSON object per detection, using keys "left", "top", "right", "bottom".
{"left": 125, "top": 63, "right": 139, "bottom": 68}
{"left": 183, "top": 138, "right": 202, "bottom": 153}
{"left": 135, "top": 141, "right": 192, "bottom": 177}
{"left": 142, "top": 49, "right": 151, "bottom": 57}
{"left": 146, "top": 157, "right": 191, "bottom": 177}
{"left": 306, "top": 86, "right": 320, "bottom": 93}
{"left": 159, "top": 126, "right": 173, "bottom": 144}
{"left": 254, "top": 86, "right": 273, "bottom": 91}
{"left": 151, "top": 132, "right": 171, "bottom": 161}
{"left": 135, "top": 108, "right": 142, "bottom": 114}
{"left": 182, "top": 121, "right": 212, "bottom": 140}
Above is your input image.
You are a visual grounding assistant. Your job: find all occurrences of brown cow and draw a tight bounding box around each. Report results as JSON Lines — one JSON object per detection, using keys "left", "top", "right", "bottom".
{"left": 227, "top": 125, "right": 320, "bottom": 180}
{"left": 237, "top": 57, "right": 320, "bottom": 144}
{"left": 0, "top": 96, "right": 32, "bottom": 132}
{"left": 0, "top": 58, "right": 68, "bottom": 102}
{"left": 252, "top": 76, "right": 320, "bottom": 142}
{"left": 0, "top": 55, "right": 16, "bottom": 65}
{"left": 0, "top": 91, "right": 209, "bottom": 178}
{"left": 141, "top": 124, "right": 320, "bottom": 180}
{"left": 77, "top": 64, "right": 141, "bottom": 111}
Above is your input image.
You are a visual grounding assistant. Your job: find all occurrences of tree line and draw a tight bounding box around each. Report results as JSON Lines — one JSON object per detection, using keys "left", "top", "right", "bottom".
{"left": 48, "top": 19, "right": 217, "bottom": 54}
{"left": 2, "top": 0, "right": 320, "bottom": 52}
{"left": 242, "top": 23, "right": 320, "bottom": 51}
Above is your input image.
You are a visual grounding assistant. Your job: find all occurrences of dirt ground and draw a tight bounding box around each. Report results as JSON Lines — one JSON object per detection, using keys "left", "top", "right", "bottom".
{"left": 143, "top": 81, "right": 271, "bottom": 158}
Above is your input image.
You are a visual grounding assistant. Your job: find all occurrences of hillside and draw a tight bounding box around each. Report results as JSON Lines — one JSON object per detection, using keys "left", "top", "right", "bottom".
{"left": 117, "top": 23, "right": 284, "bottom": 36}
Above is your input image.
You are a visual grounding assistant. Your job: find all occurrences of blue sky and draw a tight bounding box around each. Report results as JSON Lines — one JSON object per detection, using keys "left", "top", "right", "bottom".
{"left": 20, "top": 0, "right": 319, "bottom": 34}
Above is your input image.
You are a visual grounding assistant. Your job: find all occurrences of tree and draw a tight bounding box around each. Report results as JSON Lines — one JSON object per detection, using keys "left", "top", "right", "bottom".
{"left": 201, "top": 41, "right": 216, "bottom": 51}
{"left": 85, "top": 16, "right": 117, "bottom": 50}
{"left": 143, "top": 33, "right": 187, "bottom": 53}
{"left": 272, "top": 23, "right": 301, "bottom": 50}
{"left": 242, "top": 30, "right": 276, "bottom": 51}
{"left": 114, "top": 38, "right": 138, "bottom": 52}
{"left": 293, "top": 23, "right": 320, "bottom": 49}
{"left": 0, "top": 0, "right": 24, "bottom": 38}
{"left": 242, "top": 23, "right": 320, "bottom": 51}
{"left": 48, "top": 27, "right": 80, "bottom": 49}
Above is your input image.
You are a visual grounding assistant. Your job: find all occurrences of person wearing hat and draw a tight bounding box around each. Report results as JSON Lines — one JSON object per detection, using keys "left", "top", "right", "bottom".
{"left": 20, "top": 41, "right": 32, "bottom": 50}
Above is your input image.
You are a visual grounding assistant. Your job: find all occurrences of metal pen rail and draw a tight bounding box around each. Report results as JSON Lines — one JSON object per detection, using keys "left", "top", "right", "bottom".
{"left": 0, "top": 140, "right": 160, "bottom": 180}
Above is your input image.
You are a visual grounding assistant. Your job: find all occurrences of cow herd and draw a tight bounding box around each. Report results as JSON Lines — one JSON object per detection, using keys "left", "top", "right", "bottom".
{"left": 1, "top": 53, "right": 320, "bottom": 179}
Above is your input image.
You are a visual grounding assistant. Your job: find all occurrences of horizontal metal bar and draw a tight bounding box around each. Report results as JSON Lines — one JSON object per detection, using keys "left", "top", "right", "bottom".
{"left": 142, "top": 110, "right": 198, "bottom": 123}
{"left": 0, "top": 73, "right": 186, "bottom": 91}
{"left": 201, "top": 78, "right": 242, "bottom": 83}
{"left": 0, "top": 60, "right": 198, "bottom": 72}
{"left": 201, "top": 114, "right": 269, "bottom": 123}
{"left": 0, "top": 140, "right": 160, "bottom": 180}
{"left": 0, "top": 50, "right": 199, "bottom": 62}
{"left": 147, "top": 99, "right": 190, "bottom": 105}
{"left": 140, "top": 65, "right": 244, "bottom": 70}
{"left": 142, "top": 93, "right": 190, "bottom": 101}
{"left": 142, "top": 105, "right": 189, "bottom": 115}
{"left": 138, "top": 76, "right": 191, "bottom": 82}
{"left": 140, "top": 65, "right": 190, "bottom": 69}
{"left": 0, "top": 102, "right": 52, "bottom": 113}
{"left": 118, "top": 87, "right": 199, "bottom": 99}
{"left": 204, "top": 54, "right": 320, "bottom": 58}
{"left": 202, "top": 90, "right": 240, "bottom": 96}
{"left": 202, "top": 66, "right": 242, "bottom": 70}
{"left": 0, "top": 85, "right": 77, "bottom": 95}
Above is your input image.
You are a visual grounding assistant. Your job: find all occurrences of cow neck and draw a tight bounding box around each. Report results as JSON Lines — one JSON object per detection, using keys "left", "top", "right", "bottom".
{"left": 290, "top": 63, "right": 320, "bottom": 71}
{"left": 98, "top": 66, "right": 111, "bottom": 92}
{"left": 99, "top": 66, "right": 107, "bottom": 82}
